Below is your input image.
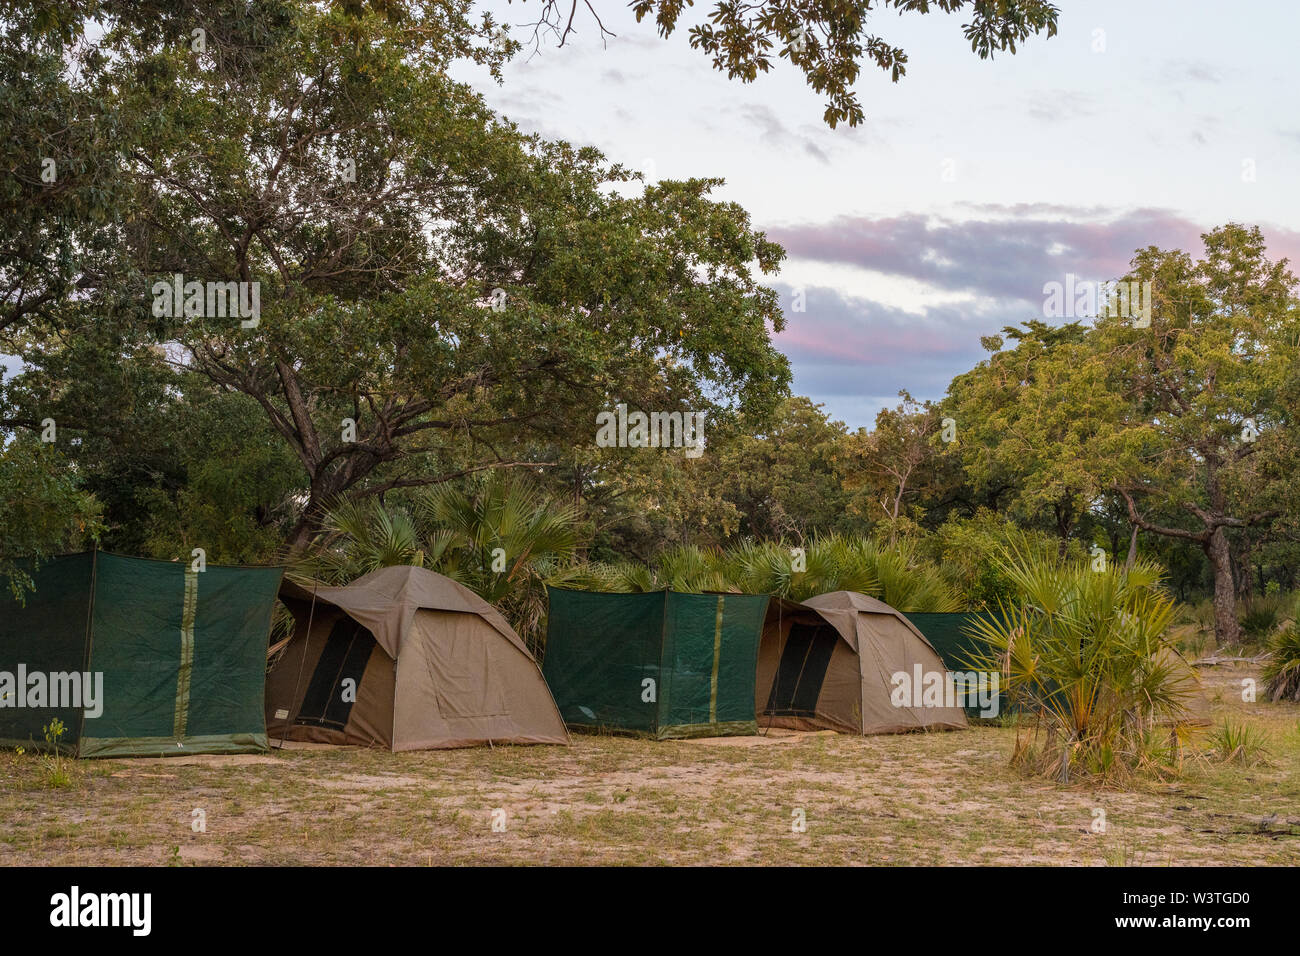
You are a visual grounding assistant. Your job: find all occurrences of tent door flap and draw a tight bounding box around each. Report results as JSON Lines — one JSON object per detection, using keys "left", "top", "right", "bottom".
{"left": 763, "top": 622, "right": 837, "bottom": 717}
{"left": 295, "top": 618, "right": 373, "bottom": 730}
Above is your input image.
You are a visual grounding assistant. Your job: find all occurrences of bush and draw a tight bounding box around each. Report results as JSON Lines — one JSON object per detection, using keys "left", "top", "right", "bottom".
{"left": 964, "top": 550, "right": 1203, "bottom": 783}
{"left": 1262, "top": 622, "right": 1300, "bottom": 703}
{"left": 1207, "top": 719, "right": 1270, "bottom": 766}
{"left": 1238, "top": 593, "right": 1289, "bottom": 643}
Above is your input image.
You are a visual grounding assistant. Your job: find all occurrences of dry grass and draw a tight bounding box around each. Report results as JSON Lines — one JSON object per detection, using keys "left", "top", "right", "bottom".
{"left": 1, "top": 665, "right": 1297, "bottom": 866}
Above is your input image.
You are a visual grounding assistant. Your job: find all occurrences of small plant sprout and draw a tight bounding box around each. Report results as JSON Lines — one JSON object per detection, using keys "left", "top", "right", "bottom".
{"left": 1209, "top": 719, "right": 1269, "bottom": 765}
{"left": 42, "top": 719, "right": 72, "bottom": 788}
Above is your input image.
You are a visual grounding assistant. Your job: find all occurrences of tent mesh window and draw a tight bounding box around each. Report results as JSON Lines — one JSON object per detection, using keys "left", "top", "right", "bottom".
{"left": 763, "top": 621, "right": 838, "bottom": 718}
{"left": 294, "top": 617, "right": 374, "bottom": 730}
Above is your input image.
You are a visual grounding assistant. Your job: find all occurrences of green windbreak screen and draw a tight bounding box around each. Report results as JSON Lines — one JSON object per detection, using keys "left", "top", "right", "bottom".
{"left": 80, "top": 553, "right": 281, "bottom": 756}
{"left": 543, "top": 589, "right": 769, "bottom": 738}
{"left": 543, "top": 588, "right": 663, "bottom": 733}
{"left": 658, "top": 592, "right": 768, "bottom": 737}
{"left": 905, "top": 612, "right": 994, "bottom": 670}
{"left": 905, "top": 612, "right": 1005, "bottom": 718}
{"left": 184, "top": 562, "right": 282, "bottom": 740}
{"left": 0, "top": 554, "right": 95, "bottom": 750}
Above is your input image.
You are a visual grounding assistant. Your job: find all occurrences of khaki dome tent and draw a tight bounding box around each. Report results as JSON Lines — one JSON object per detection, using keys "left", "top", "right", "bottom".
{"left": 758, "top": 591, "right": 967, "bottom": 735}
{"left": 267, "top": 566, "right": 568, "bottom": 750}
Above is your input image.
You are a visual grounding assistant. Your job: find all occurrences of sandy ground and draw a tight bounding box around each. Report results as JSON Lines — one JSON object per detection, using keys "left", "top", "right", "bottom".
{"left": 1, "top": 665, "right": 1297, "bottom": 866}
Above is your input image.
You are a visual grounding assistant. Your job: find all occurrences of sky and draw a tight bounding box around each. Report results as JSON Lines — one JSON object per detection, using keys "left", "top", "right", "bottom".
{"left": 455, "top": 0, "right": 1300, "bottom": 429}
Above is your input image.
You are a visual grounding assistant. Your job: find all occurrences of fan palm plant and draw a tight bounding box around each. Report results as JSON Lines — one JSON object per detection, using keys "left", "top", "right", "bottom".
{"left": 848, "top": 537, "right": 961, "bottom": 612}
{"left": 1262, "top": 620, "right": 1300, "bottom": 702}
{"left": 963, "top": 548, "right": 1200, "bottom": 783}
{"left": 725, "top": 536, "right": 877, "bottom": 601}
{"left": 600, "top": 545, "right": 733, "bottom": 593}
{"left": 295, "top": 472, "right": 587, "bottom": 655}
{"left": 293, "top": 496, "right": 458, "bottom": 585}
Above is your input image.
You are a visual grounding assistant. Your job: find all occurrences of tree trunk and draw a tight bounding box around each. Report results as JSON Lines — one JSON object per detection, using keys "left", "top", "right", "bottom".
{"left": 1125, "top": 523, "right": 1139, "bottom": 572}
{"left": 1204, "top": 527, "right": 1241, "bottom": 647}
{"left": 1053, "top": 502, "right": 1074, "bottom": 559}
{"left": 285, "top": 510, "right": 319, "bottom": 556}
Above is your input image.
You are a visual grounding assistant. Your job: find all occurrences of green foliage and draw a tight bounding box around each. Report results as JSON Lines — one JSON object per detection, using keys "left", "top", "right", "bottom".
{"left": 0, "top": 438, "right": 102, "bottom": 599}
{"left": 926, "top": 510, "right": 1082, "bottom": 610}
{"left": 1237, "top": 593, "right": 1289, "bottom": 643}
{"left": 840, "top": 390, "right": 955, "bottom": 542}
{"left": 595, "top": 534, "right": 958, "bottom": 611}
{"left": 4, "top": 0, "right": 792, "bottom": 555}
{"left": 964, "top": 551, "right": 1200, "bottom": 783}
{"left": 1207, "top": 719, "right": 1270, "bottom": 766}
{"left": 943, "top": 319, "right": 1116, "bottom": 544}
{"left": 1262, "top": 621, "right": 1300, "bottom": 703}
{"left": 299, "top": 471, "right": 588, "bottom": 654}
{"left": 726, "top": 536, "right": 876, "bottom": 602}
{"left": 133, "top": 390, "right": 304, "bottom": 564}
{"left": 612, "top": 0, "right": 1057, "bottom": 128}
{"left": 42, "top": 718, "right": 73, "bottom": 788}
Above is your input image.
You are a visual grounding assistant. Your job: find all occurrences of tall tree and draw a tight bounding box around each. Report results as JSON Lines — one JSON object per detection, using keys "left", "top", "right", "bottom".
{"left": 5, "top": 1, "right": 791, "bottom": 552}
{"left": 944, "top": 320, "right": 1124, "bottom": 551}
{"left": 1098, "top": 224, "right": 1300, "bottom": 646}
{"left": 840, "top": 389, "right": 950, "bottom": 543}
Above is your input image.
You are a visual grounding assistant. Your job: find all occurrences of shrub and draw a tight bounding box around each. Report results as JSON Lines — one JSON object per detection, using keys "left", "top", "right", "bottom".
{"left": 964, "top": 549, "right": 1202, "bottom": 783}
{"left": 1262, "top": 622, "right": 1300, "bottom": 703}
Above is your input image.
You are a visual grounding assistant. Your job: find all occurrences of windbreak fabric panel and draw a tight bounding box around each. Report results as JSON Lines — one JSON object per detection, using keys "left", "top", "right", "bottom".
{"left": 543, "top": 589, "right": 768, "bottom": 738}
{"left": 0, "top": 552, "right": 280, "bottom": 757}
{"left": 0, "top": 554, "right": 95, "bottom": 751}
{"left": 657, "top": 592, "right": 768, "bottom": 738}
{"left": 542, "top": 589, "right": 664, "bottom": 734}
{"left": 80, "top": 554, "right": 280, "bottom": 756}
